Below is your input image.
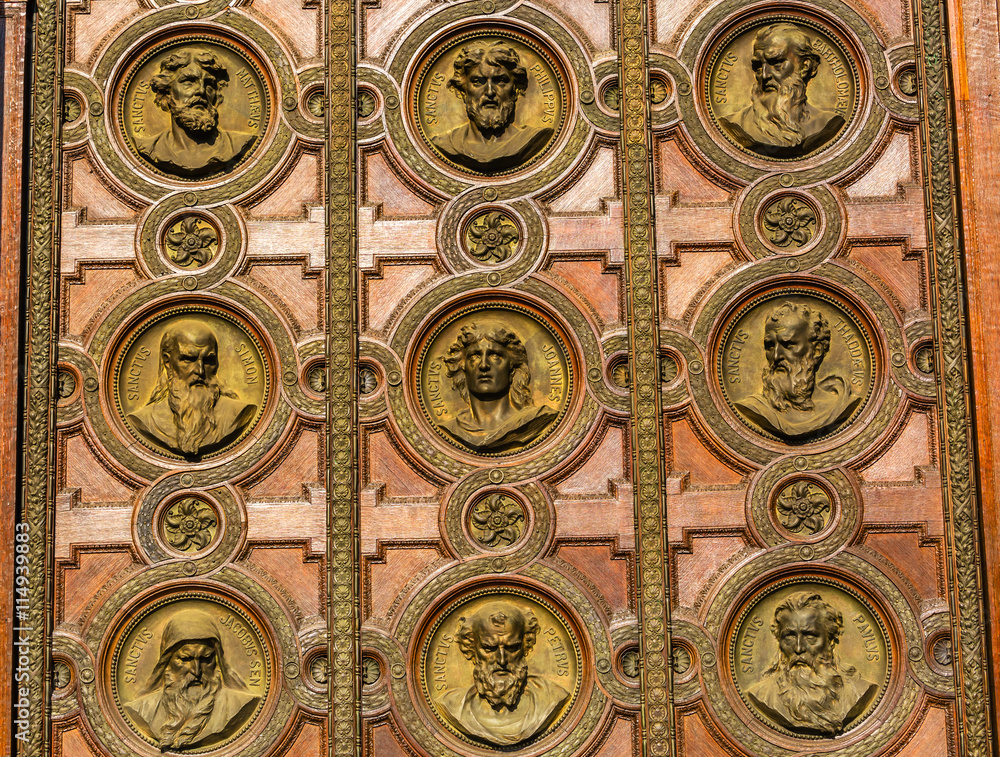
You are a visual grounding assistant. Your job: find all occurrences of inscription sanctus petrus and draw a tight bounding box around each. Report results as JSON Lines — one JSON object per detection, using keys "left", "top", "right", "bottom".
{"left": 420, "top": 590, "right": 582, "bottom": 749}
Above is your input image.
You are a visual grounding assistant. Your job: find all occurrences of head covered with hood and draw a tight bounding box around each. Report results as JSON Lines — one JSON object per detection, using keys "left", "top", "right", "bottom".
{"left": 140, "top": 611, "right": 249, "bottom": 695}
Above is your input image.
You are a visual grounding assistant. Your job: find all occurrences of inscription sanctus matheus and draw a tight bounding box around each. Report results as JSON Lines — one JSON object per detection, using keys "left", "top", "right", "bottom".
{"left": 108, "top": 594, "right": 271, "bottom": 753}
{"left": 420, "top": 590, "right": 581, "bottom": 749}
{"left": 416, "top": 304, "right": 572, "bottom": 456}
{"left": 705, "top": 17, "right": 858, "bottom": 160}
{"left": 730, "top": 580, "right": 890, "bottom": 738}
{"left": 117, "top": 36, "right": 270, "bottom": 180}
{"left": 112, "top": 307, "right": 270, "bottom": 460}
{"left": 413, "top": 30, "right": 566, "bottom": 175}
{"left": 718, "top": 290, "right": 874, "bottom": 442}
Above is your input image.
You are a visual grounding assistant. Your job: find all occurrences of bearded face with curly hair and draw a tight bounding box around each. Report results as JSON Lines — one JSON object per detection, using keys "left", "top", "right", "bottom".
{"left": 746, "top": 592, "right": 878, "bottom": 735}
{"left": 437, "top": 603, "right": 571, "bottom": 747}
{"left": 135, "top": 47, "right": 256, "bottom": 177}
{"left": 734, "top": 300, "right": 861, "bottom": 441}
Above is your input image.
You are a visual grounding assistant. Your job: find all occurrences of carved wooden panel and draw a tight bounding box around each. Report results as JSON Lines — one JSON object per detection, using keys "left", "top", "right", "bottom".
{"left": 14, "top": 0, "right": 993, "bottom": 751}
{"left": 649, "top": 0, "right": 975, "bottom": 752}
{"left": 46, "top": 0, "right": 330, "bottom": 753}
{"left": 353, "top": 1, "right": 642, "bottom": 753}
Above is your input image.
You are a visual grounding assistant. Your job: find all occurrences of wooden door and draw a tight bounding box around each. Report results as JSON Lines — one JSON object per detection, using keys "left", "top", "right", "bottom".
{"left": 14, "top": 0, "right": 991, "bottom": 753}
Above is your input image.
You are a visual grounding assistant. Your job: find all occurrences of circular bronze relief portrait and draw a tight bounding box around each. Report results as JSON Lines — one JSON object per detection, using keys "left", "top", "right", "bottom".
{"left": 117, "top": 35, "right": 271, "bottom": 180}
{"left": 704, "top": 16, "right": 858, "bottom": 160}
{"left": 112, "top": 305, "right": 270, "bottom": 461}
{"left": 717, "top": 290, "right": 874, "bottom": 443}
{"left": 416, "top": 303, "right": 573, "bottom": 456}
{"left": 730, "top": 578, "right": 890, "bottom": 738}
{"left": 420, "top": 588, "right": 582, "bottom": 749}
{"left": 108, "top": 592, "right": 271, "bottom": 753}
{"left": 412, "top": 29, "right": 566, "bottom": 176}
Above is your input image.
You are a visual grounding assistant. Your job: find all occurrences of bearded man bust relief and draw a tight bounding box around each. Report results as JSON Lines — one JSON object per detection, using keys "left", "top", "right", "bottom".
{"left": 720, "top": 23, "right": 845, "bottom": 158}
{"left": 438, "top": 604, "right": 570, "bottom": 746}
{"left": 137, "top": 49, "right": 256, "bottom": 178}
{"left": 747, "top": 592, "right": 878, "bottom": 735}
{"left": 432, "top": 43, "right": 554, "bottom": 172}
{"left": 127, "top": 320, "right": 256, "bottom": 459}
{"left": 124, "top": 613, "right": 259, "bottom": 751}
{"left": 735, "top": 301, "right": 860, "bottom": 441}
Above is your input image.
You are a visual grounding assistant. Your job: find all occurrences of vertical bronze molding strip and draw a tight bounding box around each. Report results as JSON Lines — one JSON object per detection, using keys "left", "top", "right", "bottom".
{"left": 326, "top": 0, "right": 360, "bottom": 753}
{"left": 618, "top": 3, "right": 675, "bottom": 756}
{"left": 914, "top": 0, "right": 993, "bottom": 751}
{"left": 21, "top": 0, "right": 62, "bottom": 750}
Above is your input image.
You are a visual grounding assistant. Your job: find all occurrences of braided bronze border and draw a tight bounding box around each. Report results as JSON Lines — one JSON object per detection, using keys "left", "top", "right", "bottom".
{"left": 21, "top": 0, "right": 62, "bottom": 750}
{"left": 913, "top": 0, "right": 993, "bottom": 749}
{"left": 618, "top": 2, "right": 675, "bottom": 756}
{"left": 325, "top": 0, "right": 360, "bottom": 753}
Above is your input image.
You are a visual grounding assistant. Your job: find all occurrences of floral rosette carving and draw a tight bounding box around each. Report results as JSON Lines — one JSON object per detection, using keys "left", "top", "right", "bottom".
{"left": 761, "top": 197, "right": 816, "bottom": 248}
{"left": 465, "top": 211, "right": 519, "bottom": 263}
{"left": 775, "top": 481, "right": 831, "bottom": 534}
{"left": 165, "top": 216, "right": 219, "bottom": 267}
{"left": 162, "top": 497, "right": 219, "bottom": 551}
{"left": 469, "top": 493, "right": 525, "bottom": 547}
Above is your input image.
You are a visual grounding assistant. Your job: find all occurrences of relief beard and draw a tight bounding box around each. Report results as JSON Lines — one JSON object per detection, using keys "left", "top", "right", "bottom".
{"left": 473, "top": 658, "right": 529, "bottom": 710}
{"left": 750, "top": 75, "right": 808, "bottom": 146}
{"left": 167, "top": 375, "right": 221, "bottom": 454}
{"left": 467, "top": 97, "right": 515, "bottom": 133}
{"left": 761, "top": 357, "right": 817, "bottom": 412}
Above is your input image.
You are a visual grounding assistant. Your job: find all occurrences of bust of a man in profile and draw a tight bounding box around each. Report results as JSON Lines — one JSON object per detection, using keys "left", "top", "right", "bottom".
{"left": 719, "top": 23, "right": 845, "bottom": 158}
{"left": 438, "top": 323, "right": 557, "bottom": 452}
{"left": 136, "top": 48, "right": 256, "bottom": 177}
{"left": 127, "top": 320, "right": 256, "bottom": 459}
{"left": 431, "top": 42, "right": 554, "bottom": 172}
{"left": 438, "top": 604, "right": 570, "bottom": 746}
{"left": 734, "top": 301, "right": 860, "bottom": 440}
{"left": 124, "top": 612, "right": 259, "bottom": 750}
{"left": 746, "top": 591, "right": 878, "bottom": 735}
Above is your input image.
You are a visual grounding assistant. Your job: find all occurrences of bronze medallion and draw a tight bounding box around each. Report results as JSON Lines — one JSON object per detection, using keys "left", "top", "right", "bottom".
{"left": 412, "top": 29, "right": 566, "bottom": 176}
{"left": 420, "top": 588, "right": 582, "bottom": 749}
{"left": 773, "top": 478, "right": 833, "bottom": 536}
{"left": 116, "top": 36, "right": 271, "bottom": 180}
{"left": 108, "top": 592, "right": 271, "bottom": 753}
{"left": 730, "top": 578, "right": 891, "bottom": 738}
{"left": 163, "top": 214, "right": 220, "bottom": 268}
{"left": 463, "top": 209, "right": 521, "bottom": 264}
{"left": 468, "top": 491, "right": 526, "bottom": 549}
{"left": 760, "top": 195, "right": 819, "bottom": 249}
{"left": 704, "top": 17, "right": 858, "bottom": 160}
{"left": 717, "top": 290, "right": 874, "bottom": 443}
{"left": 158, "top": 495, "right": 221, "bottom": 554}
{"left": 416, "top": 303, "right": 573, "bottom": 456}
{"left": 112, "top": 305, "right": 270, "bottom": 461}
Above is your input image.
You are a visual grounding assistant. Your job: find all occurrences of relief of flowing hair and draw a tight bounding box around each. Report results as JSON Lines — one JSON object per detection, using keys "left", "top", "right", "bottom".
{"left": 442, "top": 323, "right": 532, "bottom": 408}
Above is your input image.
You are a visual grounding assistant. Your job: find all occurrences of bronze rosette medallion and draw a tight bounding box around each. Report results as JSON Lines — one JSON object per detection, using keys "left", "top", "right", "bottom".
{"left": 701, "top": 13, "right": 860, "bottom": 163}
{"left": 104, "top": 591, "right": 273, "bottom": 754}
{"left": 728, "top": 577, "right": 892, "bottom": 740}
{"left": 114, "top": 32, "right": 273, "bottom": 182}
{"left": 417, "top": 587, "right": 583, "bottom": 751}
{"left": 410, "top": 27, "right": 568, "bottom": 178}
{"left": 110, "top": 304, "right": 272, "bottom": 462}
{"left": 716, "top": 288, "right": 876, "bottom": 445}
{"left": 414, "top": 301, "right": 574, "bottom": 458}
